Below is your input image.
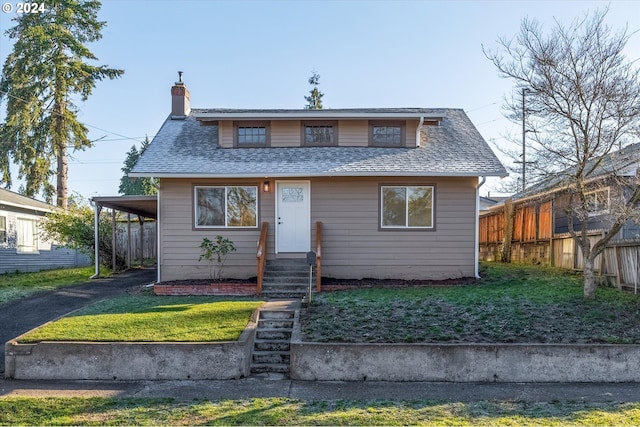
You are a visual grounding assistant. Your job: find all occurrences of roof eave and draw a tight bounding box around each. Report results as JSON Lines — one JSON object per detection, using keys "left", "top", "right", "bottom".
{"left": 130, "top": 171, "right": 507, "bottom": 179}
{"left": 193, "top": 112, "right": 445, "bottom": 120}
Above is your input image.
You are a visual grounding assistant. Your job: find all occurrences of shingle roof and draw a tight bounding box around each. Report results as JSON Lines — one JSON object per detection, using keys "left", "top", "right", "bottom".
{"left": 131, "top": 108, "right": 507, "bottom": 178}
{"left": 0, "top": 187, "right": 55, "bottom": 212}
{"left": 509, "top": 142, "right": 640, "bottom": 201}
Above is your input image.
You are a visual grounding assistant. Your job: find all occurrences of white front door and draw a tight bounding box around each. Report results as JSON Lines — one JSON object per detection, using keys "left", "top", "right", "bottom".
{"left": 276, "top": 181, "right": 311, "bottom": 253}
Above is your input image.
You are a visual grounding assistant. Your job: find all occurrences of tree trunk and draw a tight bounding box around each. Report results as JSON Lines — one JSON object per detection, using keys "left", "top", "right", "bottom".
{"left": 501, "top": 198, "right": 514, "bottom": 263}
{"left": 56, "top": 143, "right": 68, "bottom": 209}
{"left": 583, "top": 256, "right": 597, "bottom": 299}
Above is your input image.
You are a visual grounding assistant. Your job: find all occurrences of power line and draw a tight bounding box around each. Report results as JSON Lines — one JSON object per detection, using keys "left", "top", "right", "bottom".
{"left": 0, "top": 89, "right": 149, "bottom": 145}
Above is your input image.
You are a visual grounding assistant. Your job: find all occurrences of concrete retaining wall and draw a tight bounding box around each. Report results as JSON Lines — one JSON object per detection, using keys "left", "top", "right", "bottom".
{"left": 290, "top": 315, "right": 640, "bottom": 382}
{"left": 5, "top": 320, "right": 256, "bottom": 380}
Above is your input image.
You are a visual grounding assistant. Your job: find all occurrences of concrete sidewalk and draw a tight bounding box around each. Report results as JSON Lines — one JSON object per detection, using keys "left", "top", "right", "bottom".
{"left": 2, "top": 378, "right": 640, "bottom": 402}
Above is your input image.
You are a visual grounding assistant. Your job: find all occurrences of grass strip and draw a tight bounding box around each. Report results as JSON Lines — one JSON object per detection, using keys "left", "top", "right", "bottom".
{"left": 0, "top": 267, "right": 107, "bottom": 306}
{"left": 1, "top": 397, "right": 640, "bottom": 426}
{"left": 19, "top": 294, "right": 263, "bottom": 342}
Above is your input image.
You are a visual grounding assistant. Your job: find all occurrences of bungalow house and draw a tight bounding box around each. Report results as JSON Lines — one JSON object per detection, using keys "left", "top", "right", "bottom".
{"left": 130, "top": 77, "right": 506, "bottom": 289}
{"left": 0, "top": 188, "right": 91, "bottom": 274}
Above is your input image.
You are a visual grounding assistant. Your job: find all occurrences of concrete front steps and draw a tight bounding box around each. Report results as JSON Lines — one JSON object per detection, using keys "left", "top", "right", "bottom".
{"left": 261, "top": 259, "right": 314, "bottom": 299}
{"left": 250, "top": 309, "right": 295, "bottom": 377}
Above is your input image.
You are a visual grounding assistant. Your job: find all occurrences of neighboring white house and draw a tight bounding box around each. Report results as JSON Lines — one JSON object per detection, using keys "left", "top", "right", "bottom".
{"left": 0, "top": 188, "right": 91, "bottom": 274}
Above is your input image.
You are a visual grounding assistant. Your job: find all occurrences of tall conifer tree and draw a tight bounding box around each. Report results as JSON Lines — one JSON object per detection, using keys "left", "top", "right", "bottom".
{"left": 0, "top": 0, "right": 123, "bottom": 207}
{"left": 119, "top": 136, "right": 157, "bottom": 195}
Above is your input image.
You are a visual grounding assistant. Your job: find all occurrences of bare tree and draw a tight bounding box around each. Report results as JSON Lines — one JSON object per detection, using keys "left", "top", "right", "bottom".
{"left": 484, "top": 9, "right": 640, "bottom": 299}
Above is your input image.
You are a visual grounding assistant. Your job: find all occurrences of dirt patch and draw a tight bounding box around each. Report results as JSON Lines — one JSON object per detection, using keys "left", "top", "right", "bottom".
{"left": 321, "top": 276, "right": 478, "bottom": 290}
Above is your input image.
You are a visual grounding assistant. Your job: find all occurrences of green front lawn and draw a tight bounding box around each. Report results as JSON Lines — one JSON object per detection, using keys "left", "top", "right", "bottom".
{"left": 0, "top": 267, "right": 108, "bottom": 306}
{"left": 1, "top": 397, "right": 640, "bottom": 426}
{"left": 19, "top": 294, "right": 263, "bottom": 342}
{"left": 302, "top": 262, "right": 640, "bottom": 344}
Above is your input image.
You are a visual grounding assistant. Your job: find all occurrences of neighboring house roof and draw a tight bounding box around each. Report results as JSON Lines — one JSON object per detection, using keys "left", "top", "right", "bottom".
{"left": 0, "top": 187, "right": 55, "bottom": 213}
{"left": 509, "top": 142, "right": 640, "bottom": 203}
{"left": 131, "top": 108, "right": 507, "bottom": 178}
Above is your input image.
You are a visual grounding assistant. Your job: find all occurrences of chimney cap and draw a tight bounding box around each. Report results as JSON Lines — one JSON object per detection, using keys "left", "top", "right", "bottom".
{"left": 176, "top": 71, "right": 184, "bottom": 84}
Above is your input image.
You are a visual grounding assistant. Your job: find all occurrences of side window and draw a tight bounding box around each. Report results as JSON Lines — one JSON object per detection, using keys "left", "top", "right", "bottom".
{"left": 381, "top": 186, "right": 434, "bottom": 229}
{"left": 16, "top": 217, "right": 39, "bottom": 253}
{"left": 0, "top": 216, "right": 6, "bottom": 244}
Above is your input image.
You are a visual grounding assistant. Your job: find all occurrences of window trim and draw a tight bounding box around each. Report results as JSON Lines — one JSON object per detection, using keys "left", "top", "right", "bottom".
{"left": 369, "top": 121, "right": 406, "bottom": 147}
{"left": 0, "top": 215, "right": 6, "bottom": 244}
{"left": 234, "top": 121, "right": 270, "bottom": 147}
{"left": 301, "top": 120, "right": 338, "bottom": 146}
{"left": 379, "top": 184, "right": 435, "bottom": 231}
{"left": 193, "top": 185, "right": 259, "bottom": 229}
{"left": 16, "top": 216, "right": 39, "bottom": 254}
{"left": 585, "top": 187, "right": 610, "bottom": 217}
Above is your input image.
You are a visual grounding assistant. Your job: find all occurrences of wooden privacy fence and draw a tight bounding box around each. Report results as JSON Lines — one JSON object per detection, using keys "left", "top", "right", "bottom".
{"left": 115, "top": 221, "right": 157, "bottom": 264}
{"left": 479, "top": 200, "right": 640, "bottom": 290}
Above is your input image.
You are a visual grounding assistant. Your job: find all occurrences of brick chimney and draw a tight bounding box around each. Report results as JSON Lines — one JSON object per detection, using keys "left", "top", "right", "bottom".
{"left": 171, "top": 71, "right": 190, "bottom": 119}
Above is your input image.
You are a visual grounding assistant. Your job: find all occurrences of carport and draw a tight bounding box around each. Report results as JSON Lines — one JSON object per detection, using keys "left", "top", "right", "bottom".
{"left": 90, "top": 195, "right": 158, "bottom": 280}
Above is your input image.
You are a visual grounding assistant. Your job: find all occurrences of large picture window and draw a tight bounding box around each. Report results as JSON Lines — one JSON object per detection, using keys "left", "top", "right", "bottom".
{"left": 195, "top": 186, "right": 258, "bottom": 228}
{"left": 381, "top": 186, "right": 434, "bottom": 229}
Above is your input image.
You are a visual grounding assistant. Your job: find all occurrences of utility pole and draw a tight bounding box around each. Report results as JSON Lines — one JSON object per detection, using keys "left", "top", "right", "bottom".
{"left": 514, "top": 88, "right": 529, "bottom": 192}
{"left": 521, "top": 87, "right": 526, "bottom": 192}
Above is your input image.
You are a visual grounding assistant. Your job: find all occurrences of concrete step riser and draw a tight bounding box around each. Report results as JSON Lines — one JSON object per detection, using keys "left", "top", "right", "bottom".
{"left": 254, "top": 341, "right": 290, "bottom": 352}
{"left": 256, "top": 330, "right": 291, "bottom": 340}
{"left": 258, "top": 320, "right": 293, "bottom": 329}
{"left": 262, "top": 282, "right": 309, "bottom": 289}
{"left": 259, "top": 311, "right": 294, "bottom": 320}
{"left": 263, "top": 277, "right": 312, "bottom": 284}
{"left": 253, "top": 353, "right": 290, "bottom": 364}
{"left": 251, "top": 364, "right": 290, "bottom": 374}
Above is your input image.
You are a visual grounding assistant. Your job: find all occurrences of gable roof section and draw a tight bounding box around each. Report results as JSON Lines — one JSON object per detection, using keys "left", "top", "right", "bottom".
{"left": 508, "top": 142, "right": 640, "bottom": 203}
{"left": 131, "top": 108, "right": 507, "bottom": 178}
{"left": 0, "top": 187, "right": 55, "bottom": 213}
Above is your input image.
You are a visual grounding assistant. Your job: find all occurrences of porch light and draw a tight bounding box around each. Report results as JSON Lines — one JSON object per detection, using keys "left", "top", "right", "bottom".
{"left": 263, "top": 180, "right": 271, "bottom": 193}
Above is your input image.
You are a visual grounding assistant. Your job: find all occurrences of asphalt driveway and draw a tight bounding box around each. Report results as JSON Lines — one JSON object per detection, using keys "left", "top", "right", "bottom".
{"left": 1, "top": 267, "right": 156, "bottom": 374}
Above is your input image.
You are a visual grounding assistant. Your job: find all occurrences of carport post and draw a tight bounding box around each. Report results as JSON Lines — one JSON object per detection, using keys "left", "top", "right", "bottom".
{"left": 90, "top": 202, "right": 100, "bottom": 279}
{"left": 112, "top": 209, "right": 116, "bottom": 271}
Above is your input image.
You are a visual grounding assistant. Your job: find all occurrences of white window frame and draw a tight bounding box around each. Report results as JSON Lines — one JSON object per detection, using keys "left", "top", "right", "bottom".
{"left": 0, "top": 215, "right": 6, "bottom": 244}
{"left": 194, "top": 185, "right": 259, "bottom": 229}
{"left": 16, "top": 217, "right": 39, "bottom": 253}
{"left": 585, "top": 187, "right": 610, "bottom": 217}
{"left": 380, "top": 185, "right": 434, "bottom": 229}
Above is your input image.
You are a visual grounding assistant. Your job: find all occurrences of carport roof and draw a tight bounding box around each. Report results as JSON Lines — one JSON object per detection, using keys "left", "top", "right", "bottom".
{"left": 91, "top": 195, "right": 157, "bottom": 219}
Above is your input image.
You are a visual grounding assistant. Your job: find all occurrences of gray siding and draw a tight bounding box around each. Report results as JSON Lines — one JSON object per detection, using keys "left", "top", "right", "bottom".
{"left": 0, "top": 245, "right": 91, "bottom": 274}
{"left": 159, "top": 176, "right": 477, "bottom": 281}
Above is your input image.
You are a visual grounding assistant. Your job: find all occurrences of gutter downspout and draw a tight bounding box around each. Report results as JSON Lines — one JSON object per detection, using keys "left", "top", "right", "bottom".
{"left": 90, "top": 201, "right": 100, "bottom": 279}
{"left": 475, "top": 176, "right": 487, "bottom": 279}
{"left": 415, "top": 116, "right": 424, "bottom": 147}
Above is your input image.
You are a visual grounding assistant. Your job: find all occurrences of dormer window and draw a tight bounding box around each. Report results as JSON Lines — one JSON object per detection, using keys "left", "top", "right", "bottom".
{"left": 235, "top": 121, "right": 270, "bottom": 147}
{"left": 370, "top": 121, "right": 405, "bottom": 147}
{"left": 302, "top": 121, "right": 337, "bottom": 146}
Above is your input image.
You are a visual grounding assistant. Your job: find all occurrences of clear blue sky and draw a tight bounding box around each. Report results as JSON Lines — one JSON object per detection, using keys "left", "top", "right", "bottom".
{"left": 0, "top": 0, "right": 638, "bottom": 200}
